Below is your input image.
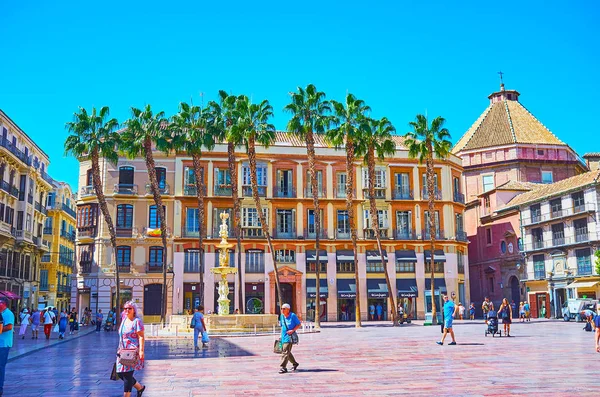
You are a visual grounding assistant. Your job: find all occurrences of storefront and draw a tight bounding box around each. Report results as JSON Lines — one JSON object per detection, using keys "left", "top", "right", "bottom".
{"left": 214, "top": 282, "right": 234, "bottom": 314}
{"left": 306, "top": 278, "right": 328, "bottom": 322}
{"left": 425, "top": 278, "right": 446, "bottom": 321}
{"left": 567, "top": 280, "right": 599, "bottom": 300}
{"left": 396, "top": 279, "right": 418, "bottom": 320}
{"left": 245, "top": 282, "right": 265, "bottom": 314}
{"left": 367, "top": 279, "right": 389, "bottom": 321}
{"left": 337, "top": 279, "right": 357, "bottom": 321}
{"left": 183, "top": 283, "right": 201, "bottom": 314}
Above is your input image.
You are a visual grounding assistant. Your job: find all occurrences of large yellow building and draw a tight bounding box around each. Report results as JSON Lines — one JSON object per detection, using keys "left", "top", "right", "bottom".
{"left": 73, "top": 133, "right": 468, "bottom": 321}
{"left": 41, "top": 181, "right": 76, "bottom": 311}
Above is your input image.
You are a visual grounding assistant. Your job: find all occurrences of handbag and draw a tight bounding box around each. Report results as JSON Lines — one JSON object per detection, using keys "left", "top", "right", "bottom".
{"left": 201, "top": 331, "right": 210, "bottom": 344}
{"left": 110, "top": 363, "right": 118, "bottom": 381}
{"left": 190, "top": 316, "right": 196, "bottom": 329}
{"left": 117, "top": 319, "right": 140, "bottom": 367}
{"left": 273, "top": 338, "right": 283, "bottom": 354}
{"left": 280, "top": 314, "right": 299, "bottom": 346}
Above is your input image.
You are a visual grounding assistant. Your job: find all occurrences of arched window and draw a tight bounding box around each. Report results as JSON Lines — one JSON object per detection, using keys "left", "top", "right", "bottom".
{"left": 116, "top": 204, "right": 133, "bottom": 228}
{"left": 155, "top": 167, "right": 166, "bottom": 189}
{"left": 149, "top": 205, "right": 166, "bottom": 228}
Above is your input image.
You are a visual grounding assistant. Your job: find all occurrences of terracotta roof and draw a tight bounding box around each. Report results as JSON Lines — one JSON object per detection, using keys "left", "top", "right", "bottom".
{"left": 500, "top": 170, "right": 600, "bottom": 209}
{"left": 272, "top": 132, "right": 409, "bottom": 149}
{"left": 495, "top": 180, "right": 541, "bottom": 191}
{"left": 583, "top": 153, "right": 600, "bottom": 158}
{"left": 452, "top": 94, "right": 566, "bottom": 153}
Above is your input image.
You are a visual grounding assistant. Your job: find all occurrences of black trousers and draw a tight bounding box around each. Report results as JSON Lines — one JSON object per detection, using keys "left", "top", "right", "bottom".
{"left": 118, "top": 371, "right": 137, "bottom": 392}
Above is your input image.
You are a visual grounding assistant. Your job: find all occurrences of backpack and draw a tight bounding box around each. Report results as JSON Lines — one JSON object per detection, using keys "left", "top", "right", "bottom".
{"left": 482, "top": 301, "right": 489, "bottom": 312}
{"left": 585, "top": 322, "right": 593, "bottom": 332}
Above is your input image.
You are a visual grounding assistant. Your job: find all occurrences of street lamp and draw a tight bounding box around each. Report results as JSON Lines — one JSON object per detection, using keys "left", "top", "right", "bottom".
{"left": 548, "top": 271, "right": 555, "bottom": 319}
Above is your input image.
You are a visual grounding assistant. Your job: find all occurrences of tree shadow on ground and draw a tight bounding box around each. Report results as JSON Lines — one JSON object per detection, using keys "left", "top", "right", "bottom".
{"left": 145, "top": 338, "right": 255, "bottom": 360}
{"left": 295, "top": 369, "right": 338, "bottom": 373}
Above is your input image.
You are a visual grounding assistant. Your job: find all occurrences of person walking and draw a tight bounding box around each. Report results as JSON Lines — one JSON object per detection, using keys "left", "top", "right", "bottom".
{"left": 499, "top": 298, "right": 513, "bottom": 337}
{"left": 279, "top": 303, "right": 301, "bottom": 374}
{"left": 69, "top": 307, "right": 78, "bottom": 335}
{"left": 58, "top": 309, "right": 68, "bottom": 339}
{"left": 482, "top": 297, "right": 493, "bottom": 323}
{"left": 469, "top": 303, "right": 476, "bottom": 320}
{"left": 116, "top": 301, "right": 146, "bottom": 397}
{"left": 595, "top": 311, "right": 600, "bottom": 352}
{"left": 369, "top": 304, "right": 375, "bottom": 321}
{"left": 376, "top": 303, "right": 383, "bottom": 321}
{"left": 43, "top": 308, "right": 56, "bottom": 340}
{"left": 191, "top": 305, "right": 208, "bottom": 350}
{"left": 96, "top": 309, "right": 103, "bottom": 332}
{"left": 0, "top": 297, "right": 14, "bottom": 397}
{"left": 519, "top": 302, "right": 525, "bottom": 322}
{"left": 18, "top": 309, "right": 30, "bottom": 340}
{"left": 458, "top": 303, "right": 465, "bottom": 320}
{"left": 30, "top": 309, "right": 40, "bottom": 339}
{"left": 437, "top": 295, "right": 459, "bottom": 346}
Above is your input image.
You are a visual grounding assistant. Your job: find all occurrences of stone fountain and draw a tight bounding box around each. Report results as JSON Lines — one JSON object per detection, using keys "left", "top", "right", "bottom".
{"left": 210, "top": 212, "right": 238, "bottom": 315}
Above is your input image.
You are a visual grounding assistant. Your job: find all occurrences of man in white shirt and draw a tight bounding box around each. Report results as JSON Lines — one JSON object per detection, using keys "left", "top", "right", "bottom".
{"left": 43, "top": 308, "right": 55, "bottom": 340}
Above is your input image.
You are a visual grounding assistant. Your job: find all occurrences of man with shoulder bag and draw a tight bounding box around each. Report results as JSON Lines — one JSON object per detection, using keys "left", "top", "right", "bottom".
{"left": 278, "top": 303, "right": 301, "bottom": 374}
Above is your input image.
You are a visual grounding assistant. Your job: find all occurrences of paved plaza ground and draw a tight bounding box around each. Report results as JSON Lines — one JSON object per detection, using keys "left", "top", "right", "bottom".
{"left": 3, "top": 319, "right": 597, "bottom": 396}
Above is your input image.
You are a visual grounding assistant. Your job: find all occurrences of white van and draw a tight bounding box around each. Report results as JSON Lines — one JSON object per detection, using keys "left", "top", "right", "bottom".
{"left": 562, "top": 298, "right": 598, "bottom": 321}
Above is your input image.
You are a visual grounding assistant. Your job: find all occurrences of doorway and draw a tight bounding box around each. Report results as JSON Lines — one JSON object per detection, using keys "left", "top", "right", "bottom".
{"left": 338, "top": 298, "right": 356, "bottom": 321}
{"left": 276, "top": 283, "right": 294, "bottom": 314}
{"left": 510, "top": 276, "right": 520, "bottom": 304}
{"left": 367, "top": 298, "right": 387, "bottom": 321}
{"left": 144, "top": 284, "right": 163, "bottom": 315}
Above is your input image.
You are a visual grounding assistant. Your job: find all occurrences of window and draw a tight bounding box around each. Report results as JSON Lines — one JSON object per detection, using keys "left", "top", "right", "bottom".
{"left": 306, "top": 170, "right": 324, "bottom": 194}
{"left": 307, "top": 209, "right": 323, "bottom": 234}
{"left": 572, "top": 191, "right": 585, "bottom": 212}
{"left": 185, "top": 208, "right": 200, "bottom": 233}
{"left": 530, "top": 204, "right": 541, "bottom": 223}
{"left": 396, "top": 260, "right": 415, "bottom": 273}
{"left": 336, "top": 172, "right": 347, "bottom": 197}
{"left": 395, "top": 173, "right": 410, "bottom": 194}
{"left": 541, "top": 170, "right": 553, "bottom": 184}
{"left": 86, "top": 169, "right": 93, "bottom": 186}
{"left": 116, "top": 204, "right": 133, "bottom": 228}
{"left": 364, "top": 209, "right": 389, "bottom": 229}
{"left": 457, "top": 251, "right": 465, "bottom": 274}
{"left": 364, "top": 167, "right": 387, "bottom": 188}
{"left": 455, "top": 213, "right": 464, "bottom": 232}
{"left": 550, "top": 198, "right": 562, "bottom": 217}
{"left": 424, "top": 211, "right": 440, "bottom": 238}
{"left": 148, "top": 205, "right": 166, "bottom": 228}
{"left": 214, "top": 251, "right": 235, "bottom": 268}
{"left": 486, "top": 228, "right": 492, "bottom": 245}
{"left": 574, "top": 218, "right": 588, "bottom": 242}
{"left": 337, "top": 210, "right": 350, "bottom": 237}
{"left": 276, "top": 209, "right": 295, "bottom": 235}
{"left": 552, "top": 223, "right": 565, "bottom": 245}
{"left": 245, "top": 250, "right": 264, "bottom": 273}
{"left": 336, "top": 254, "right": 355, "bottom": 273}
{"left": 367, "top": 261, "right": 385, "bottom": 272}
{"left": 276, "top": 169, "right": 293, "bottom": 196}
{"left": 119, "top": 166, "right": 134, "bottom": 185}
{"left": 116, "top": 246, "right": 131, "bottom": 266}
{"left": 40, "top": 270, "right": 49, "bottom": 290}
{"left": 577, "top": 249, "right": 592, "bottom": 275}
{"left": 242, "top": 164, "right": 267, "bottom": 186}
{"left": 275, "top": 249, "right": 295, "bottom": 264}
{"left": 148, "top": 246, "right": 164, "bottom": 266}
{"left": 184, "top": 249, "right": 204, "bottom": 273}
{"left": 482, "top": 175, "right": 494, "bottom": 193}
{"left": 214, "top": 168, "right": 231, "bottom": 186}
{"left": 533, "top": 254, "right": 546, "bottom": 279}
{"left": 242, "top": 207, "right": 266, "bottom": 228}
{"left": 500, "top": 241, "right": 507, "bottom": 254}
{"left": 25, "top": 213, "right": 31, "bottom": 232}
{"left": 489, "top": 277, "right": 494, "bottom": 293}
{"left": 77, "top": 204, "right": 97, "bottom": 228}
{"left": 396, "top": 211, "right": 412, "bottom": 238}
{"left": 155, "top": 167, "right": 167, "bottom": 189}
{"left": 425, "top": 261, "right": 444, "bottom": 273}
{"left": 517, "top": 237, "right": 523, "bottom": 251}
{"left": 537, "top": 149, "right": 544, "bottom": 156}
{"left": 421, "top": 173, "right": 439, "bottom": 190}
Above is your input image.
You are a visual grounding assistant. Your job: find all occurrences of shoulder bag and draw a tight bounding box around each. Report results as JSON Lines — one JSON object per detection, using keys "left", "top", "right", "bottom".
{"left": 117, "top": 319, "right": 140, "bottom": 367}
{"left": 190, "top": 315, "right": 196, "bottom": 329}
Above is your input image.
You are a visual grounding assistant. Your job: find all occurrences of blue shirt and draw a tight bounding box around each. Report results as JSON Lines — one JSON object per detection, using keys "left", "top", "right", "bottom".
{"left": 280, "top": 313, "right": 301, "bottom": 344}
{"left": 192, "top": 312, "right": 205, "bottom": 331}
{"left": 443, "top": 301, "right": 456, "bottom": 320}
{"left": 0, "top": 308, "right": 15, "bottom": 348}
{"left": 595, "top": 315, "right": 600, "bottom": 329}
{"left": 376, "top": 305, "right": 383, "bottom": 315}
{"left": 583, "top": 309, "right": 595, "bottom": 318}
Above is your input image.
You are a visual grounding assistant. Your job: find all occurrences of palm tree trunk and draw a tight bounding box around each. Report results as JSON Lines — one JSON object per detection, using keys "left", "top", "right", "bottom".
{"left": 143, "top": 138, "right": 169, "bottom": 324}
{"left": 192, "top": 153, "right": 205, "bottom": 306}
{"left": 306, "top": 131, "right": 321, "bottom": 328}
{"left": 367, "top": 147, "right": 397, "bottom": 326}
{"left": 247, "top": 136, "right": 283, "bottom": 311}
{"left": 346, "top": 141, "right": 361, "bottom": 327}
{"left": 228, "top": 142, "right": 244, "bottom": 313}
{"left": 426, "top": 144, "right": 437, "bottom": 325}
{"left": 90, "top": 149, "right": 120, "bottom": 320}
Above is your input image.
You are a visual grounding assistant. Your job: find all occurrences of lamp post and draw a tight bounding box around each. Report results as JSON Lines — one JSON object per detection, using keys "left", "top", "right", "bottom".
{"left": 548, "top": 271, "right": 555, "bottom": 319}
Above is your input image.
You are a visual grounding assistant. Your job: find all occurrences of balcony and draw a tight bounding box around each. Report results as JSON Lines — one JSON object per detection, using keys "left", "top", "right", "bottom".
{"left": 335, "top": 229, "right": 351, "bottom": 239}
{"left": 60, "top": 229, "right": 76, "bottom": 242}
{"left": 0, "top": 222, "right": 12, "bottom": 237}
{"left": 522, "top": 203, "right": 597, "bottom": 226}
{"left": 145, "top": 183, "right": 170, "bottom": 195}
{"left": 394, "top": 229, "right": 417, "bottom": 240}
{"left": 304, "top": 187, "right": 325, "bottom": 198}
{"left": 80, "top": 186, "right": 95, "bottom": 197}
{"left": 242, "top": 185, "right": 266, "bottom": 197}
{"left": 77, "top": 226, "right": 97, "bottom": 239}
{"left": 210, "top": 226, "right": 237, "bottom": 239}
{"left": 40, "top": 239, "right": 50, "bottom": 250}
{"left": 80, "top": 261, "right": 93, "bottom": 274}
{"left": 363, "top": 188, "right": 386, "bottom": 199}
{"left": 364, "top": 228, "right": 390, "bottom": 239}
{"left": 422, "top": 188, "right": 442, "bottom": 200}
{"left": 575, "top": 228, "right": 590, "bottom": 243}
{"left": 27, "top": 194, "right": 33, "bottom": 204}
{"left": 242, "top": 228, "right": 265, "bottom": 238}
{"left": 422, "top": 229, "right": 445, "bottom": 240}
{"left": 393, "top": 188, "right": 413, "bottom": 200}
{"left": 43, "top": 227, "right": 52, "bottom": 235}
{"left": 116, "top": 227, "right": 134, "bottom": 238}
{"left": 456, "top": 230, "right": 468, "bottom": 242}
{"left": 32, "top": 235, "right": 38, "bottom": 245}
{"left": 15, "top": 230, "right": 32, "bottom": 243}
{"left": 113, "top": 184, "right": 138, "bottom": 195}
{"left": 57, "top": 285, "right": 70, "bottom": 293}
{"left": 524, "top": 232, "right": 600, "bottom": 252}
{"left": 41, "top": 253, "right": 51, "bottom": 263}
{"left": 453, "top": 192, "right": 465, "bottom": 204}
{"left": 274, "top": 186, "right": 296, "bottom": 198}
{"left": 183, "top": 185, "right": 207, "bottom": 196}
{"left": 333, "top": 186, "right": 356, "bottom": 199}
{"left": 272, "top": 229, "right": 296, "bottom": 239}
{"left": 146, "top": 262, "right": 163, "bottom": 273}
{"left": 182, "top": 229, "right": 200, "bottom": 238}
{"left": 40, "top": 171, "right": 53, "bottom": 185}
{"left": 303, "top": 228, "right": 328, "bottom": 240}
{"left": 39, "top": 283, "right": 49, "bottom": 292}
{"left": 10, "top": 186, "right": 18, "bottom": 198}
{"left": 0, "top": 137, "right": 32, "bottom": 166}
{"left": 117, "top": 263, "right": 131, "bottom": 273}
{"left": 214, "top": 185, "right": 232, "bottom": 197}
{"left": 48, "top": 202, "right": 77, "bottom": 219}
{"left": 142, "top": 226, "right": 172, "bottom": 238}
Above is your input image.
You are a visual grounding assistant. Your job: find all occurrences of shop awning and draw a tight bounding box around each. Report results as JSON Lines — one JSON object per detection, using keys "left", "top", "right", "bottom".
{"left": 366, "top": 250, "right": 388, "bottom": 262}
{"left": 396, "top": 279, "right": 418, "bottom": 298}
{"left": 367, "top": 279, "right": 389, "bottom": 298}
{"left": 424, "top": 250, "right": 446, "bottom": 262}
{"left": 0, "top": 291, "right": 21, "bottom": 299}
{"left": 395, "top": 250, "right": 417, "bottom": 262}
{"left": 306, "top": 249, "right": 328, "bottom": 263}
{"left": 566, "top": 280, "right": 599, "bottom": 289}
{"left": 306, "top": 278, "right": 328, "bottom": 298}
{"left": 336, "top": 249, "right": 355, "bottom": 262}
{"left": 425, "top": 278, "right": 447, "bottom": 291}
{"left": 337, "top": 279, "right": 357, "bottom": 298}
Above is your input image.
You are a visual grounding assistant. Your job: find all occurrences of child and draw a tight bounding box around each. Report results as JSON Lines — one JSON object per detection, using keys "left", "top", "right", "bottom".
{"left": 519, "top": 302, "right": 525, "bottom": 322}
{"left": 469, "top": 303, "right": 476, "bottom": 320}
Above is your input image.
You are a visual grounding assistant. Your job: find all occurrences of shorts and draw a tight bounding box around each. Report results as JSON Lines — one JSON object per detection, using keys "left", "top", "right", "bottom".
{"left": 503, "top": 317, "right": 512, "bottom": 324}
{"left": 31, "top": 324, "right": 38, "bottom": 331}
{"left": 444, "top": 318, "right": 453, "bottom": 329}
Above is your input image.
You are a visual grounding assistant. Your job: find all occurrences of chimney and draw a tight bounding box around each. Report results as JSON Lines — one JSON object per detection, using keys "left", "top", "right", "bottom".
{"left": 583, "top": 153, "right": 600, "bottom": 171}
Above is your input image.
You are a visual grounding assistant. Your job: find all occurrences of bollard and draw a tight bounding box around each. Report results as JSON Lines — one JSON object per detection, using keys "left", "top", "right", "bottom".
{"left": 254, "top": 324, "right": 257, "bottom": 335}
{"left": 175, "top": 324, "right": 178, "bottom": 337}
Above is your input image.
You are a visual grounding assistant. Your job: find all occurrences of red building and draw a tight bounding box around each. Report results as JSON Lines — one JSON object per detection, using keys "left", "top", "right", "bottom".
{"left": 452, "top": 84, "right": 587, "bottom": 313}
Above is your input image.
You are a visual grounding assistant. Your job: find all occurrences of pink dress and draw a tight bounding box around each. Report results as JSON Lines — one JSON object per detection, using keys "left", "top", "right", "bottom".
{"left": 116, "top": 317, "right": 145, "bottom": 372}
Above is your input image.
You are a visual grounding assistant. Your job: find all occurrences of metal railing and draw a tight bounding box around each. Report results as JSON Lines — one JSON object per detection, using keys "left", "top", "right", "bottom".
{"left": 394, "top": 229, "right": 417, "bottom": 240}
{"left": 242, "top": 186, "right": 267, "bottom": 197}
{"left": 524, "top": 231, "right": 600, "bottom": 251}
{"left": 454, "top": 192, "right": 465, "bottom": 204}
{"left": 43, "top": 227, "right": 52, "bottom": 235}
{"left": 116, "top": 227, "right": 134, "bottom": 238}
{"left": 364, "top": 228, "right": 390, "bottom": 239}
{"left": 40, "top": 170, "right": 53, "bottom": 184}
{"left": 242, "top": 228, "right": 265, "bottom": 238}
{"left": 393, "top": 188, "right": 413, "bottom": 200}
{"left": 303, "top": 228, "right": 328, "bottom": 239}
{"left": 145, "top": 183, "right": 170, "bottom": 195}
{"left": 272, "top": 229, "right": 296, "bottom": 239}
{"left": 422, "top": 229, "right": 445, "bottom": 240}
{"left": 335, "top": 229, "right": 351, "bottom": 239}
{"left": 60, "top": 229, "right": 76, "bottom": 241}
{"left": 303, "top": 187, "right": 325, "bottom": 198}
{"left": 80, "top": 261, "right": 93, "bottom": 274}
{"left": 114, "top": 184, "right": 138, "bottom": 195}
{"left": 333, "top": 187, "right": 356, "bottom": 199}
{"left": 0, "top": 137, "right": 32, "bottom": 166}
{"left": 214, "top": 185, "right": 232, "bottom": 197}
{"left": 273, "top": 186, "right": 296, "bottom": 198}
{"left": 456, "top": 230, "right": 468, "bottom": 242}
{"left": 146, "top": 262, "right": 163, "bottom": 273}
{"left": 80, "top": 186, "right": 95, "bottom": 197}
{"left": 522, "top": 203, "right": 596, "bottom": 226}
{"left": 117, "top": 263, "right": 131, "bottom": 273}
{"left": 183, "top": 185, "right": 207, "bottom": 196}
{"left": 182, "top": 229, "right": 200, "bottom": 238}
{"left": 363, "top": 189, "right": 386, "bottom": 199}
{"left": 77, "top": 226, "right": 97, "bottom": 238}
{"left": 422, "top": 188, "right": 442, "bottom": 200}
{"left": 210, "top": 226, "right": 237, "bottom": 239}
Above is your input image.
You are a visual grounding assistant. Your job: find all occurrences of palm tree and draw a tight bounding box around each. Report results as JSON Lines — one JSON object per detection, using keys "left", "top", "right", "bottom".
{"left": 232, "top": 95, "right": 284, "bottom": 311}
{"left": 64, "top": 107, "right": 122, "bottom": 313}
{"left": 121, "top": 105, "right": 171, "bottom": 323}
{"left": 327, "top": 94, "right": 371, "bottom": 327}
{"left": 171, "top": 102, "right": 215, "bottom": 307}
{"left": 356, "top": 117, "right": 398, "bottom": 325}
{"left": 207, "top": 91, "right": 244, "bottom": 312}
{"left": 284, "top": 84, "right": 331, "bottom": 327}
{"left": 404, "top": 115, "right": 452, "bottom": 325}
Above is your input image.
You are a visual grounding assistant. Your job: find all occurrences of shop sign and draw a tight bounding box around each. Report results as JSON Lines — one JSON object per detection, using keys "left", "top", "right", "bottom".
{"left": 368, "top": 292, "right": 389, "bottom": 298}
{"left": 338, "top": 292, "right": 356, "bottom": 299}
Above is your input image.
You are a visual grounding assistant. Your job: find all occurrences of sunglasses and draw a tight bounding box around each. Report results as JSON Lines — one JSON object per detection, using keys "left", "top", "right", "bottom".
{"left": 124, "top": 307, "right": 134, "bottom": 311}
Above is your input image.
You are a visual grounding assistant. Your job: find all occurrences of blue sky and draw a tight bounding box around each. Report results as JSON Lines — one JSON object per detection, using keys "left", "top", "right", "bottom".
{"left": 1, "top": 1, "right": 598, "bottom": 189}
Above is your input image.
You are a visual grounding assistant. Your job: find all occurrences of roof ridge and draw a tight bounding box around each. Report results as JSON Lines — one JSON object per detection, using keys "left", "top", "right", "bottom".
{"left": 503, "top": 100, "right": 517, "bottom": 143}
{"left": 452, "top": 104, "right": 493, "bottom": 153}
{"left": 512, "top": 100, "right": 566, "bottom": 145}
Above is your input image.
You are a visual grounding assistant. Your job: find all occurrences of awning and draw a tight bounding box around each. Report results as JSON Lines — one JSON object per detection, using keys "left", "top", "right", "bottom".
{"left": 336, "top": 249, "right": 355, "bottom": 262}
{"left": 395, "top": 250, "right": 417, "bottom": 262}
{"left": 306, "top": 249, "right": 328, "bottom": 263}
{"left": 425, "top": 278, "right": 447, "bottom": 291}
{"left": 424, "top": 249, "right": 446, "bottom": 262}
{"left": 367, "top": 279, "right": 389, "bottom": 298}
{"left": 566, "top": 280, "right": 600, "bottom": 289}
{"left": 306, "top": 278, "right": 329, "bottom": 298}
{"left": 366, "top": 250, "right": 388, "bottom": 262}
{"left": 396, "top": 279, "right": 418, "bottom": 298}
{"left": 337, "top": 279, "right": 357, "bottom": 298}
{"left": 0, "top": 291, "right": 21, "bottom": 299}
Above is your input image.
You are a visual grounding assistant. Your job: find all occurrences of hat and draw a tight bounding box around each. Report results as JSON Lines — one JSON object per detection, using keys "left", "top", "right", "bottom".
{"left": 23, "top": 309, "right": 28, "bottom": 313}
{"left": 282, "top": 303, "right": 291, "bottom": 310}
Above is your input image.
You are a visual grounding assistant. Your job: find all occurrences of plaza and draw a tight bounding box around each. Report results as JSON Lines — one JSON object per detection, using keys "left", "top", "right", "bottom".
{"left": 3, "top": 319, "right": 597, "bottom": 396}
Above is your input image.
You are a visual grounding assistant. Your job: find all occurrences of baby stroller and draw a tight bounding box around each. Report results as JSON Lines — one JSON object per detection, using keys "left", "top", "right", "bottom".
{"left": 485, "top": 310, "right": 502, "bottom": 337}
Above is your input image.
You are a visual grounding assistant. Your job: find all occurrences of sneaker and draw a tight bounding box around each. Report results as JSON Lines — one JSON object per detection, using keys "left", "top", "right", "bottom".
{"left": 448, "top": 341, "right": 457, "bottom": 345}
{"left": 137, "top": 385, "right": 146, "bottom": 396}
{"left": 436, "top": 341, "right": 443, "bottom": 345}
{"left": 279, "top": 368, "right": 288, "bottom": 374}
{"left": 195, "top": 346, "right": 200, "bottom": 350}
{"left": 292, "top": 363, "right": 299, "bottom": 371}
{"left": 202, "top": 344, "right": 208, "bottom": 349}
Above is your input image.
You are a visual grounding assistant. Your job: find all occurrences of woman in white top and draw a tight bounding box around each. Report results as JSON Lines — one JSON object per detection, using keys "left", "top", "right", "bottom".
{"left": 19, "top": 309, "right": 30, "bottom": 339}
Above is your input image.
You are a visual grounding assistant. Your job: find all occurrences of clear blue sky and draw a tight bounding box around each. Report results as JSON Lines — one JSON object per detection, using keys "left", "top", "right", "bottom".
{"left": 1, "top": 1, "right": 598, "bottom": 190}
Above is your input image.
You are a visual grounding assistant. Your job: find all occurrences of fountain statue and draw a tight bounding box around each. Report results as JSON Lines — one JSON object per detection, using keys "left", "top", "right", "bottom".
{"left": 210, "top": 212, "right": 237, "bottom": 315}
